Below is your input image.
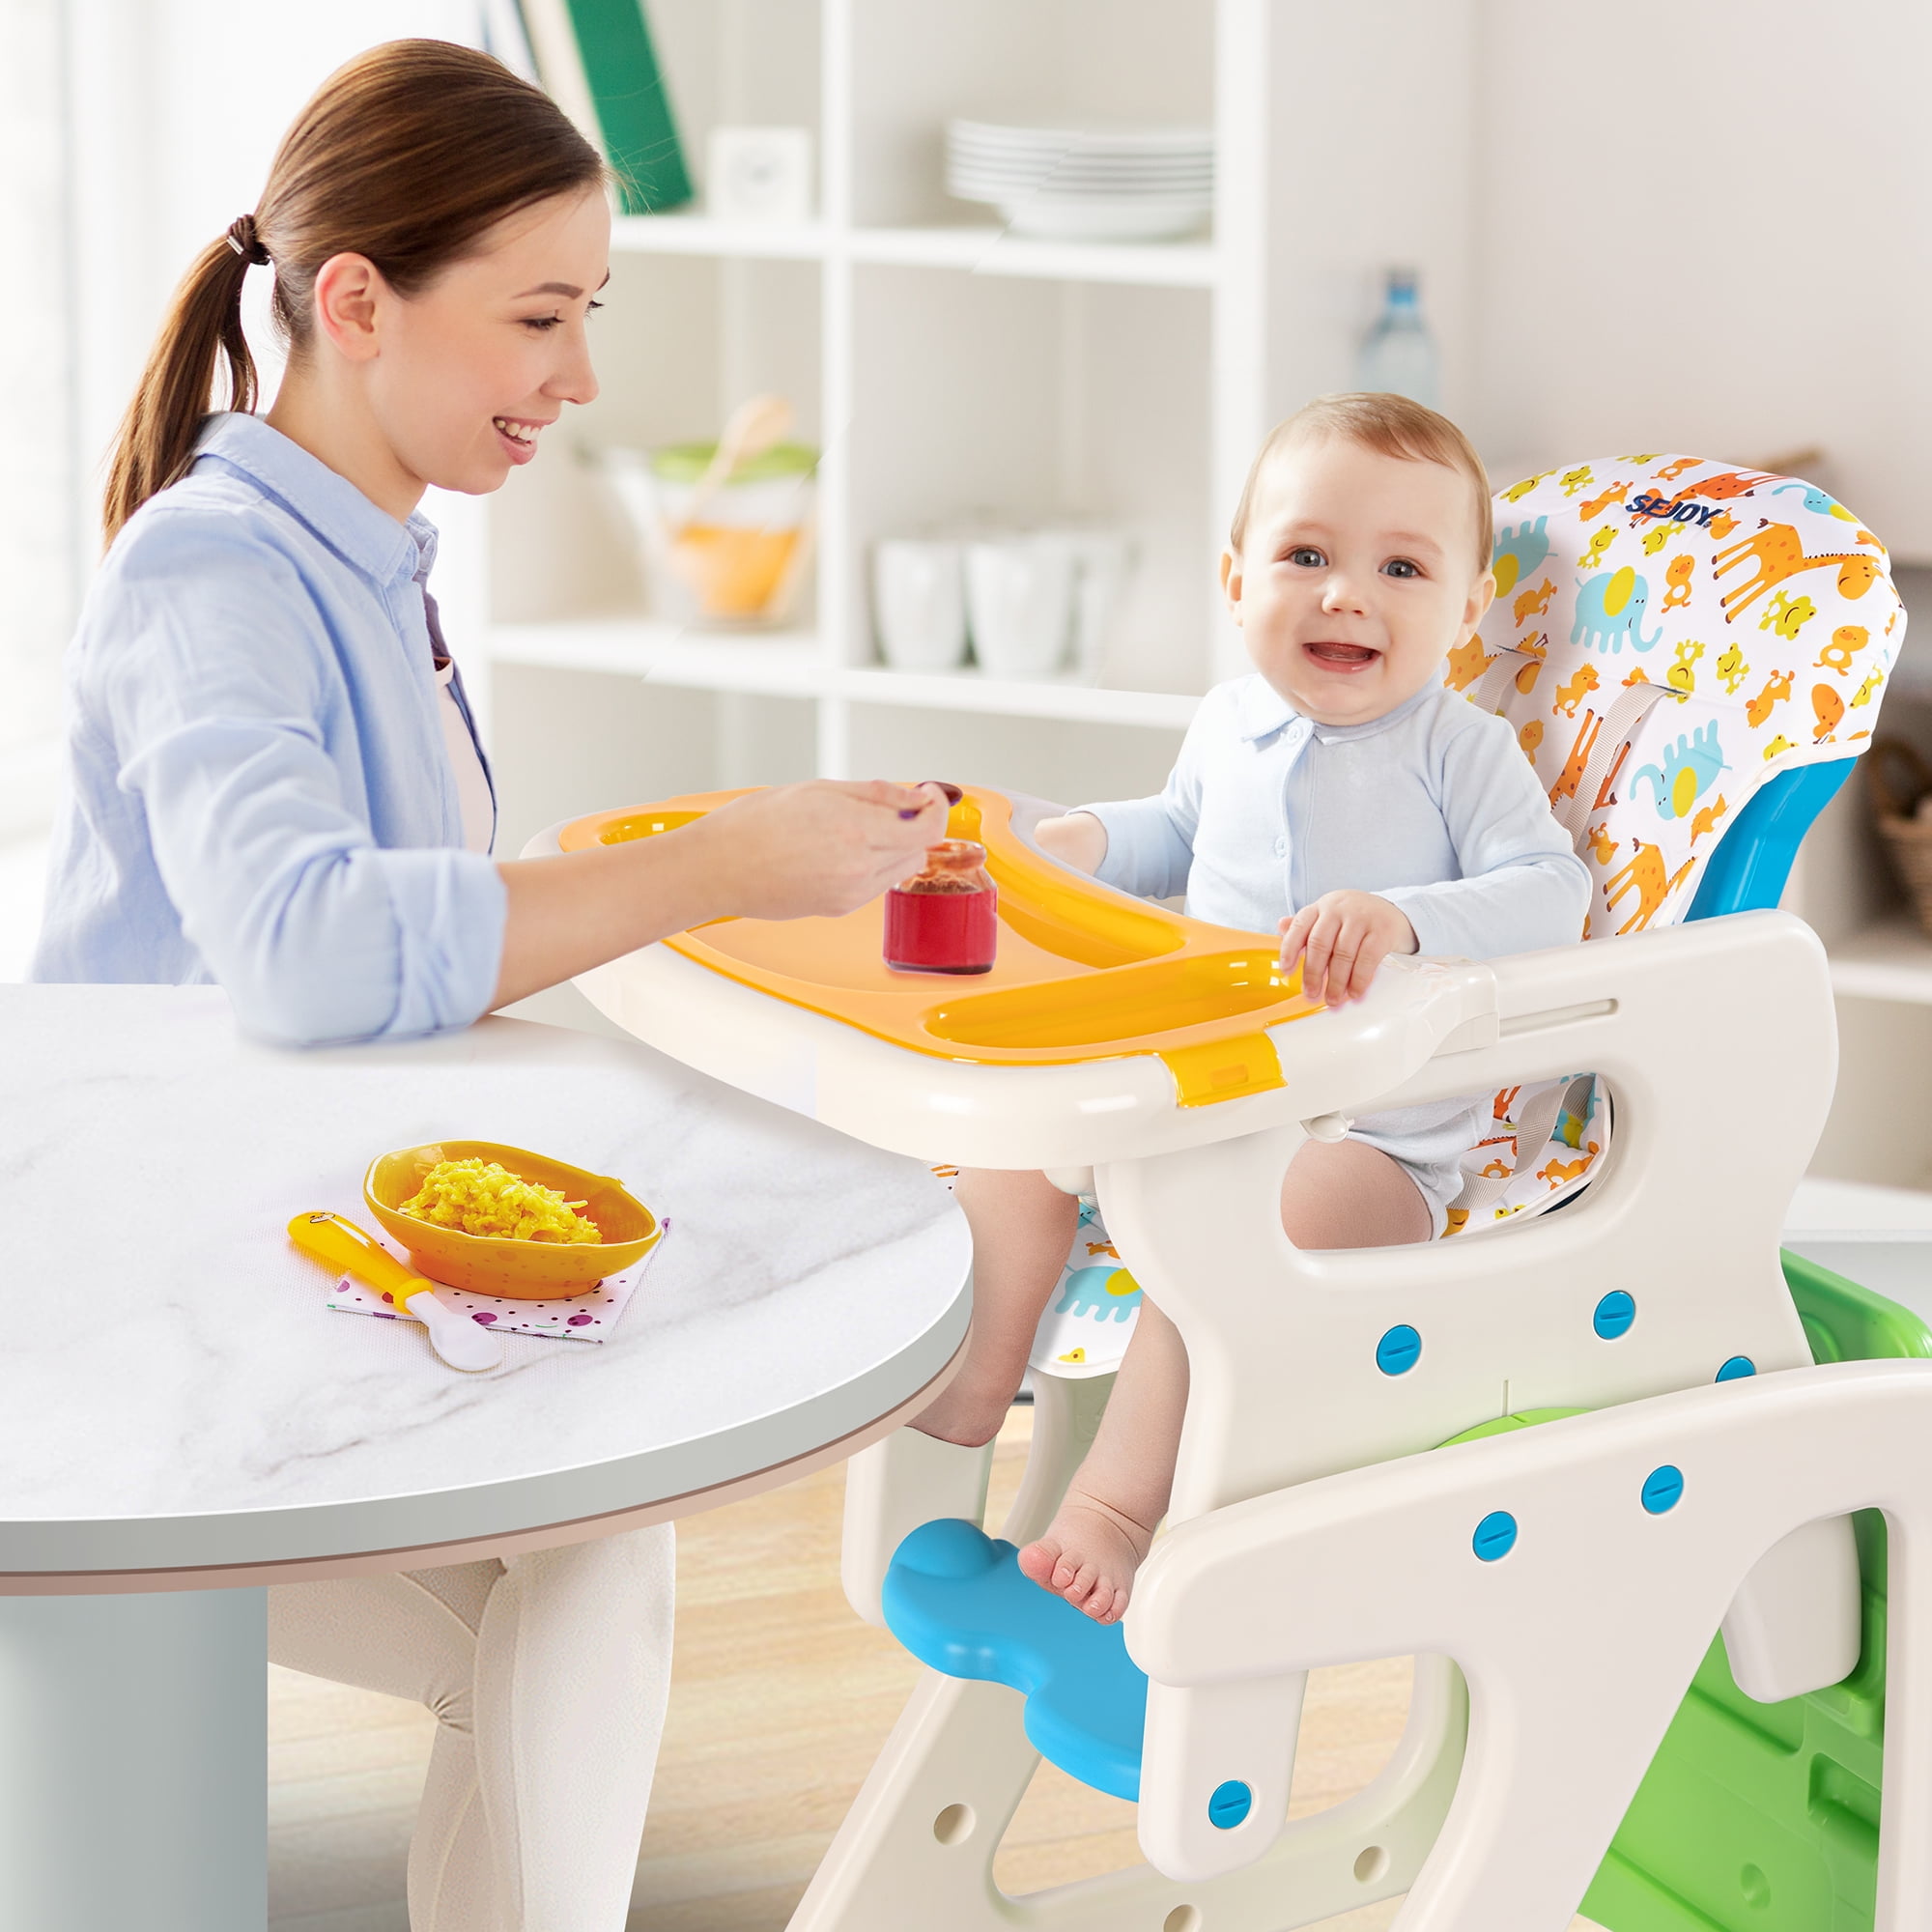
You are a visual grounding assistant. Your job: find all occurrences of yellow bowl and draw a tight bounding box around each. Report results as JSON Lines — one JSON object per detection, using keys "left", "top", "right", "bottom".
{"left": 363, "top": 1141, "right": 659, "bottom": 1298}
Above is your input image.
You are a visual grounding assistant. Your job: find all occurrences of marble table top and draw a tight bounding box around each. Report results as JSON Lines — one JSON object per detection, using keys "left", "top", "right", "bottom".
{"left": 0, "top": 986, "right": 970, "bottom": 1581}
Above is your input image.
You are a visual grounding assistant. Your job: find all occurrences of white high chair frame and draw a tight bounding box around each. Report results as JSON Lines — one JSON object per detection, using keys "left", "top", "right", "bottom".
{"left": 570, "top": 906, "right": 1886, "bottom": 1932}
{"left": 540, "top": 444, "right": 1910, "bottom": 1930}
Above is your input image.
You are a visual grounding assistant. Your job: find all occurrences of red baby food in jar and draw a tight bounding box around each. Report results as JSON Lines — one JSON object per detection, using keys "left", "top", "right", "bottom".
{"left": 884, "top": 839, "right": 997, "bottom": 974}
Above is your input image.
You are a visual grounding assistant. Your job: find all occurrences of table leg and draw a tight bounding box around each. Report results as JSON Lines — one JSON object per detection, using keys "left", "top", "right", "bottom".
{"left": 0, "top": 1587, "right": 267, "bottom": 1932}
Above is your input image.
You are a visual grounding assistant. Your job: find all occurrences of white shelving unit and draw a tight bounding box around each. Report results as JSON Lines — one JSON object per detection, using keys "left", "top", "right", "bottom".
{"left": 482, "top": 0, "right": 1481, "bottom": 834}
{"left": 606, "top": 213, "right": 1223, "bottom": 288}
{"left": 1830, "top": 918, "right": 1932, "bottom": 1007}
{"left": 488, "top": 620, "right": 1201, "bottom": 730}
{"left": 481, "top": 0, "right": 1481, "bottom": 841}
{"left": 1774, "top": 729, "right": 1932, "bottom": 1192}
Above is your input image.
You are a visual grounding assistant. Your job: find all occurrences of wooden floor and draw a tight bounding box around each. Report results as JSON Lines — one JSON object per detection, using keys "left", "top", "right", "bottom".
{"left": 270, "top": 1406, "right": 1596, "bottom": 1930}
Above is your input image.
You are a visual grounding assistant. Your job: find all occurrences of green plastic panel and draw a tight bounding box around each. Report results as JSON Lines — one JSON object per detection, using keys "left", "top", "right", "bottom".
{"left": 1439, "top": 1406, "right": 1587, "bottom": 1446}
{"left": 1581, "top": 1250, "right": 1932, "bottom": 1932}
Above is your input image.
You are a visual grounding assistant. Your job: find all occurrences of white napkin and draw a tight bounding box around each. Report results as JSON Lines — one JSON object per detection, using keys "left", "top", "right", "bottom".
{"left": 324, "top": 1222, "right": 670, "bottom": 1343}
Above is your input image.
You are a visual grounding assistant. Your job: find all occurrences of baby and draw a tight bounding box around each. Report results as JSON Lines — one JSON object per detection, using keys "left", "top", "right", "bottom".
{"left": 914, "top": 392, "right": 1592, "bottom": 1623}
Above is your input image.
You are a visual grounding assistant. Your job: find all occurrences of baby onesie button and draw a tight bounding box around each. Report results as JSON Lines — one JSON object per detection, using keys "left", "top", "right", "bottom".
{"left": 1273, "top": 837, "right": 1288, "bottom": 859}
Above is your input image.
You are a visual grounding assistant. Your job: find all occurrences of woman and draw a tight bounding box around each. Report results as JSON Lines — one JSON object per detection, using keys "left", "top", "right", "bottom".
{"left": 32, "top": 40, "right": 946, "bottom": 1931}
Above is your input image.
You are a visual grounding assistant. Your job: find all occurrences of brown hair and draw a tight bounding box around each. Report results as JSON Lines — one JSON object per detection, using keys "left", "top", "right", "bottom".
{"left": 1229, "top": 392, "right": 1493, "bottom": 578}
{"left": 102, "top": 40, "right": 606, "bottom": 543}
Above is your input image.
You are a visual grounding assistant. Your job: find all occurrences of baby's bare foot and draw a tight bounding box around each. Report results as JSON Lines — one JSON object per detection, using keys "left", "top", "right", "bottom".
{"left": 910, "top": 1374, "right": 1014, "bottom": 1449}
{"left": 1018, "top": 1491, "right": 1154, "bottom": 1624}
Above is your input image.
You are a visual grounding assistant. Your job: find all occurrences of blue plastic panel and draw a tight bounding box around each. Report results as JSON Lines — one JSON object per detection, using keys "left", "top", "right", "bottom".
{"left": 1685, "top": 760, "right": 1853, "bottom": 923}
{"left": 881, "top": 1519, "right": 1149, "bottom": 1800}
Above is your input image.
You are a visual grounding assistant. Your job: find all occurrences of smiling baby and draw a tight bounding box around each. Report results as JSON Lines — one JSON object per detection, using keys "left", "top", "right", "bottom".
{"left": 915, "top": 393, "right": 1592, "bottom": 1623}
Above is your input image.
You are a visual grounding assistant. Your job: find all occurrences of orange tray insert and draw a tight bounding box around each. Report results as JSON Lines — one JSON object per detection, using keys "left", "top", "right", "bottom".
{"left": 559, "top": 787, "right": 1325, "bottom": 1105}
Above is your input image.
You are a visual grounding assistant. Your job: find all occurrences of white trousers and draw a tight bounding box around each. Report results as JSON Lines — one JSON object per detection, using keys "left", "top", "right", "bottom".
{"left": 269, "top": 1523, "right": 675, "bottom": 1932}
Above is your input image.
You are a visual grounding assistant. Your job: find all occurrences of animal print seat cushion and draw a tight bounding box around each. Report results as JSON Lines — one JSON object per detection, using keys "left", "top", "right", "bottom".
{"left": 1456, "top": 455, "right": 1902, "bottom": 937}
{"left": 1027, "top": 1199, "right": 1143, "bottom": 1378}
{"left": 1438, "top": 456, "right": 1904, "bottom": 1235}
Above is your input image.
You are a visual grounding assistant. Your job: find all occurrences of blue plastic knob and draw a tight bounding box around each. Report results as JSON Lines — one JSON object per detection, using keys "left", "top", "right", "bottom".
{"left": 1208, "top": 1779, "right": 1253, "bottom": 1830}
{"left": 1473, "top": 1511, "right": 1518, "bottom": 1561}
{"left": 1376, "top": 1324, "right": 1422, "bottom": 1377}
{"left": 1593, "top": 1292, "right": 1636, "bottom": 1340}
{"left": 1716, "top": 1355, "right": 1755, "bottom": 1382}
{"left": 1641, "top": 1464, "right": 1685, "bottom": 1515}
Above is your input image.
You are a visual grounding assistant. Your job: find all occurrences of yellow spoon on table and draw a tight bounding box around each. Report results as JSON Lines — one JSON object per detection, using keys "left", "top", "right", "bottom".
{"left": 288, "top": 1211, "right": 503, "bottom": 1373}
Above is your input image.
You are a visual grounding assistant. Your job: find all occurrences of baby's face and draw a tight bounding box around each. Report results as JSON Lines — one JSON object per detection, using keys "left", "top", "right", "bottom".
{"left": 1223, "top": 436, "right": 1494, "bottom": 727}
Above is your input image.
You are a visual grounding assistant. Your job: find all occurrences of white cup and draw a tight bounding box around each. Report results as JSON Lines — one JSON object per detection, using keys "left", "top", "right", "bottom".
{"left": 873, "top": 540, "right": 968, "bottom": 670}
{"left": 965, "top": 536, "right": 1075, "bottom": 681}
{"left": 1037, "top": 528, "right": 1136, "bottom": 683}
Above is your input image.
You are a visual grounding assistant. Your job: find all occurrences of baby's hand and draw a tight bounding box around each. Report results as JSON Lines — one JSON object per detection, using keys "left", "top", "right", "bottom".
{"left": 1034, "top": 811, "right": 1108, "bottom": 874}
{"left": 1279, "top": 892, "right": 1417, "bottom": 1006}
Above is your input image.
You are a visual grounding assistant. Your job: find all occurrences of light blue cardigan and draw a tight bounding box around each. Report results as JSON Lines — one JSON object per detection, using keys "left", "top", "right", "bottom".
{"left": 32, "top": 413, "right": 506, "bottom": 1044}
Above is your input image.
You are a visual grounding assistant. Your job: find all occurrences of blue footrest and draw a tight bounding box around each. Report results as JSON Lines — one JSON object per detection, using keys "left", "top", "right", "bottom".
{"left": 881, "top": 1518, "right": 1149, "bottom": 1801}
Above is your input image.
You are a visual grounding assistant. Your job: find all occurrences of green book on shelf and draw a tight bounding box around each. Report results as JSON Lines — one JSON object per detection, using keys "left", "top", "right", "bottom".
{"left": 561, "top": 0, "right": 693, "bottom": 215}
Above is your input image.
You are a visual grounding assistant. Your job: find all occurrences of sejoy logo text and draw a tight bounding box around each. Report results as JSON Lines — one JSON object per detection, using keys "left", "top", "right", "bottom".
{"left": 1629, "top": 492, "right": 1723, "bottom": 526}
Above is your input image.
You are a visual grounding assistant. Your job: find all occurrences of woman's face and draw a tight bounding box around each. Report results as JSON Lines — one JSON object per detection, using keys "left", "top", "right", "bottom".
{"left": 356, "top": 186, "right": 611, "bottom": 498}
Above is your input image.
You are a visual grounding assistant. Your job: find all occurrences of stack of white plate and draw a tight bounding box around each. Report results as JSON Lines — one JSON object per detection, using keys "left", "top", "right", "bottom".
{"left": 945, "top": 119, "right": 1213, "bottom": 242}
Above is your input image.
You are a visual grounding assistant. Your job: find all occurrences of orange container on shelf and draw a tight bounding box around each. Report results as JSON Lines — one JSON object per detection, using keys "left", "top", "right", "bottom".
{"left": 363, "top": 1140, "right": 660, "bottom": 1298}
{"left": 558, "top": 785, "right": 1325, "bottom": 1109}
{"left": 598, "top": 441, "right": 817, "bottom": 629}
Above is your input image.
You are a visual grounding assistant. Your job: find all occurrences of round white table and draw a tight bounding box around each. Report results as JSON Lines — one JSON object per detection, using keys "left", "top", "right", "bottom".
{"left": 0, "top": 985, "right": 970, "bottom": 1932}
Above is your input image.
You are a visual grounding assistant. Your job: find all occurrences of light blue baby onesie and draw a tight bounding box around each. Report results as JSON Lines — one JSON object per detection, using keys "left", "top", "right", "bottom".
{"left": 1080, "top": 673, "right": 1593, "bottom": 1231}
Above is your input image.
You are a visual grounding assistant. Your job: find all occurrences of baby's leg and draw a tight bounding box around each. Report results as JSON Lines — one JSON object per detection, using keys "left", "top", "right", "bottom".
{"left": 1280, "top": 1136, "right": 1434, "bottom": 1248}
{"left": 913, "top": 1168, "right": 1079, "bottom": 1448}
{"left": 1019, "top": 1298, "right": 1187, "bottom": 1623}
{"left": 1018, "top": 1138, "right": 1430, "bottom": 1622}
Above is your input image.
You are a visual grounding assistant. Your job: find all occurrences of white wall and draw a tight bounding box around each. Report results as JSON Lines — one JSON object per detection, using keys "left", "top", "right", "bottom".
{"left": 1263, "top": 0, "right": 1481, "bottom": 429}
{"left": 1247, "top": 0, "right": 1931, "bottom": 564}
{"left": 1472, "top": 0, "right": 1932, "bottom": 555}
{"left": 66, "top": 0, "right": 482, "bottom": 550}
{"left": 0, "top": 0, "right": 75, "bottom": 798}
{"left": 61, "top": 0, "right": 493, "bottom": 721}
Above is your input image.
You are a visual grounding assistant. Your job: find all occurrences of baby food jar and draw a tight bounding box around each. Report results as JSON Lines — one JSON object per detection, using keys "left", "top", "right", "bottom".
{"left": 600, "top": 440, "right": 818, "bottom": 627}
{"left": 884, "top": 840, "right": 998, "bottom": 975}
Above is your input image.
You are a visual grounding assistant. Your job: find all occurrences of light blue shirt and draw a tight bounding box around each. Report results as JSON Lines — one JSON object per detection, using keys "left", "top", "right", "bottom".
{"left": 1083, "top": 674, "right": 1591, "bottom": 957}
{"left": 1081, "top": 674, "right": 1593, "bottom": 1228}
{"left": 32, "top": 413, "right": 507, "bottom": 1046}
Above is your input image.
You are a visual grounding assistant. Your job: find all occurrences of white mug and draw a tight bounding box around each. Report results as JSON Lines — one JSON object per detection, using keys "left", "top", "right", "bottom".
{"left": 1037, "top": 527, "right": 1136, "bottom": 683}
{"left": 965, "top": 537, "right": 1075, "bottom": 681}
{"left": 873, "top": 540, "right": 968, "bottom": 671}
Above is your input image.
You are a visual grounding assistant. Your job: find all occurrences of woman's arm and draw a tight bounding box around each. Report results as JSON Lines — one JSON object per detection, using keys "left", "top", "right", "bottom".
{"left": 92, "top": 520, "right": 947, "bottom": 1041}
{"left": 491, "top": 780, "right": 949, "bottom": 1008}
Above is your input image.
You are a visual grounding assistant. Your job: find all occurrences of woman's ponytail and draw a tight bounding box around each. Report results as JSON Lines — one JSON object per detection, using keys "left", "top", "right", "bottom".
{"left": 101, "top": 215, "right": 267, "bottom": 545}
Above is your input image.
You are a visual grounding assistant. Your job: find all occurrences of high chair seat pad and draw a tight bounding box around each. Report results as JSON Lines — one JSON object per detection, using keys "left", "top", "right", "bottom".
{"left": 1020, "top": 1199, "right": 1143, "bottom": 1378}
{"left": 1465, "top": 455, "right": 1903, "bottom": 940}
{"left": 1425, "top": 456, "right": 1903, "bottom": 1235}
{"left": 882, "top": 1518, "right": 1148, "bottom": 1800}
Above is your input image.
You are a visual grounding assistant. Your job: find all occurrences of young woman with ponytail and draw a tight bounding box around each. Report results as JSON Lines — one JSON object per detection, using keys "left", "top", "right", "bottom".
{"left": 40, "top": 39, "right": 944, "bottom": 1043}
{"left": 33, "top": 39, "right": 948, "bottom": 1931}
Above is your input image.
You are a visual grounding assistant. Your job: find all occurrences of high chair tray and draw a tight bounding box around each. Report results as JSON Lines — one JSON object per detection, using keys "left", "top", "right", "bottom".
{"left": 558, "top": 785, "right": 1321, "bottom": 1098}
{"left": 543, "top": 784, "right": 1508, "bottom": 1169}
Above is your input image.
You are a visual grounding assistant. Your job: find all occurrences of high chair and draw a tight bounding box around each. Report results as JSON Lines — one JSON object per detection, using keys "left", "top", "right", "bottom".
{"left": 535, "top": 456, "right": 1913, "bottom": 1931}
